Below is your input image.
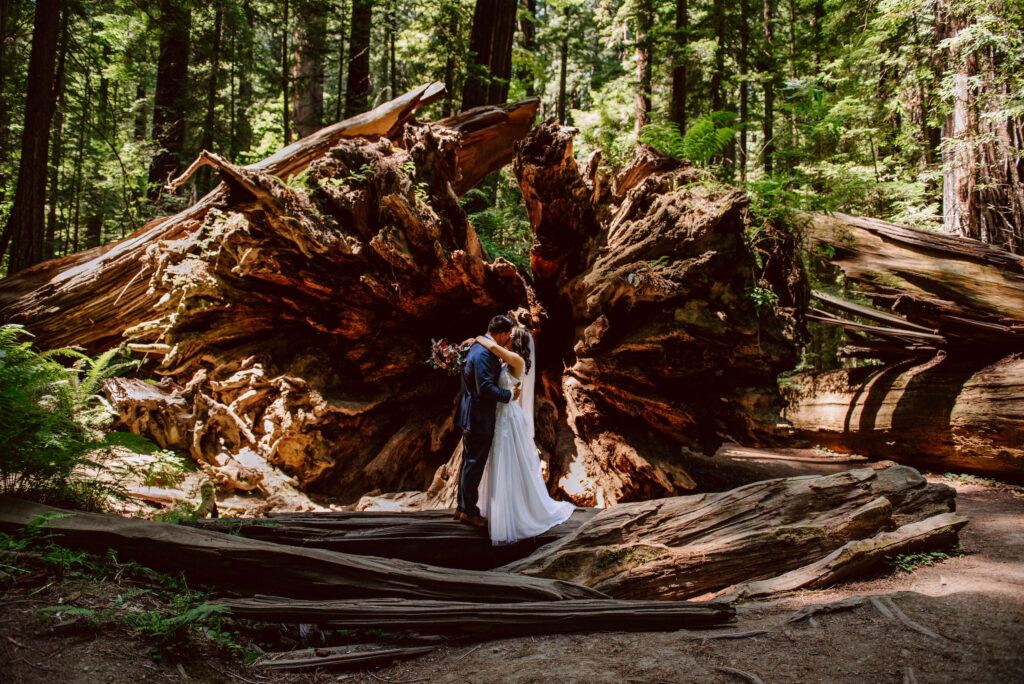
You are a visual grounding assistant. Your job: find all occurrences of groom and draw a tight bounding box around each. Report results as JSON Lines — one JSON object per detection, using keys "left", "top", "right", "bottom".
{"left": 454, "top": 314, "right": 520, "bottom": 528}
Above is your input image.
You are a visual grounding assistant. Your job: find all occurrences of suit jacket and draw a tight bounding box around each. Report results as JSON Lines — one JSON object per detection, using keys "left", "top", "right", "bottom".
{"left": 454, "top": 341, "right": 512, "bottom": 435}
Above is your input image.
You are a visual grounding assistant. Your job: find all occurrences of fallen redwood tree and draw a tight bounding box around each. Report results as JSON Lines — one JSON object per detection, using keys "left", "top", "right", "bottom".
{"left": 784, "top": 212, "right": 1024, "bottom": 479}
{"left": 189, "top": 466, "right": 962, "bottom": 602}
{"left": 0, "top": 91, "right": 804, "bottom": 503}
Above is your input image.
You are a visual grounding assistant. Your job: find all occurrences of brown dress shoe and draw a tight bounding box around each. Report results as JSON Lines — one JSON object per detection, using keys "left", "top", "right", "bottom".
{"left": 462, "top": 514, "right": 487, "bottom": 529}
{"left": 452, "top": 511, "right": 467, "bottom": 522}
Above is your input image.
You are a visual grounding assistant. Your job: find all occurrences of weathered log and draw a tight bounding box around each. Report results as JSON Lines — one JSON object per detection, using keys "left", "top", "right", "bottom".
{"left": 717, "top": 512, "right": 966, "bottom": 600}
{"left": 781, "top": 353, "right": 1024, "bottom": 479}
{"left": 0, "top": 496, "right": 602, "bottom": 601}
{"left": 804, "top": 212, "right": 1024, "bottom": 349}
{"left": 193, "top": 508, "right": 597, "bottom": 570}
{"left": 512, "top": 122, "right": 804, "bottom": 505}
{"left": 504, "top": 466, "right": 958, "bottom": 599}
{"left": 218, "top": 596, "right": 735, "bottom": 634}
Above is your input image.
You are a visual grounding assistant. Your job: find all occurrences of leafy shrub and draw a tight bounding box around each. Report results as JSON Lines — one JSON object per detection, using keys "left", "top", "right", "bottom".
{"left": 0, "top": 324, "right": 146, "bottom": 509}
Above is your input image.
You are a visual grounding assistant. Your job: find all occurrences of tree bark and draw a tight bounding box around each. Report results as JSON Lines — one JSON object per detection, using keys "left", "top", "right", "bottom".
{"left": 759, "top": 0, "right": 776, "bottom": 174}
{"left": 513, "top": 122, "right": 804, "bottom": 505}
{"left": 461, "top": 0, "right": 517, "bottom": 111}
{"left": 344, "top": 0, "right": 373, "bottom": 117}
{"left": 803, "top": 211, "right": 1024, "bottom": 349}
{"left": 0, "top": 87, "right": 543, "bottom": 501}
{"left": 518, "top": 0, "right": 537, "bottom": 96}
{"left": 557, "top": 9, "right": 569, "bottom": 124}
{"left": 197, "top": 4, "right": 224, "bottom": 194}
{"left": 3, "top": 0, "right": 63, "bottom": 272}
{"left": 148, "top": 0, "right": 191, "bottom": 196}
{"left": 281, "top": 0, "right": 292, "bottom": 144}
{"left": 781, "top": 354, "right": 1024, "bottom": 480}
{"left": 670, "top": 0, "right": 688, "bottom": 132}
{"left": 633, "top": 0, "right": 653, "bottom": 135}
{"left": 292, "top": 0, "right": 328, "bottom": 138}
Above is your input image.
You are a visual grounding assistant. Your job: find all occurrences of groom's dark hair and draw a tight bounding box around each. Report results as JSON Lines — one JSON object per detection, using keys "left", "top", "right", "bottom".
{"left": 487, "top": 314, "right": 514, "bottom": 334}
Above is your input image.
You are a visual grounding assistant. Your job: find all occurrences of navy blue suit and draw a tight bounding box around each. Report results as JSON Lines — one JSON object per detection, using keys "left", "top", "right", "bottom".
{"left": 454, "top": 340, "right": 512, "bottom": 517}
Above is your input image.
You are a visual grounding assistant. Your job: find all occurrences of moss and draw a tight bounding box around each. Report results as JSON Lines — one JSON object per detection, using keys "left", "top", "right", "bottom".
{"left": 593, "top": 545, "right": 666, "bottom": 572}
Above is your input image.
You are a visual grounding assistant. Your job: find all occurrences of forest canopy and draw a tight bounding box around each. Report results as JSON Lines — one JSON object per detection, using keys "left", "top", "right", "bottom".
{"left": 0, "top": 0, "right": 1022, "bottom": 277}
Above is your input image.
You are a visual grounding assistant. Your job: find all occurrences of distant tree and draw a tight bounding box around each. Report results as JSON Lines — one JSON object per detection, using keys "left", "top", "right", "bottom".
{"left": 462, "top": 0, "right": 517, "bottom": 110}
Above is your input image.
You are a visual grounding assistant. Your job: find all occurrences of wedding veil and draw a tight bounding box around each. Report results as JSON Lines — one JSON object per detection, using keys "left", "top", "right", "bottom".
{"left": 518, "top": 332, "right": 536, "bottom": 442}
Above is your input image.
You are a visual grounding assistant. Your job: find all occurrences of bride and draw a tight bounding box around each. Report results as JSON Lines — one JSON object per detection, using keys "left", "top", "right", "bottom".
{"left": 470, "top": 328, "right": 575, "bottom": 545}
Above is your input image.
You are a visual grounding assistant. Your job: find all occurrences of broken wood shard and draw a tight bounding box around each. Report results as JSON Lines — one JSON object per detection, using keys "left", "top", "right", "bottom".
{"left": 0, "top": 496, "right": 602, "bottom": 602}
{"left": 219, "top": 596, "right": 735, "bottom": 634}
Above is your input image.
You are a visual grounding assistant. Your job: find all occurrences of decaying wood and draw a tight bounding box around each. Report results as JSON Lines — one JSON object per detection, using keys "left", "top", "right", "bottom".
{"left": 0, "top": 496, "right": 602, "bottom": 601}
{"left": 1, "top": 86, "right": 547, "bottom": 500}
{"left": 504, "top": 466, "right": 958, "bottom": 599}
{"left": 256, "top": 645, "right": 434, "bottom": 671}
{"left": 781, "top": 353, "right": 1024, "bottom": 478}
{"left": 717, "top": 512, "right": 966, "bottom": 600}
{"left": 218, "top": 595, "right": 735, "bottom": 634}
{"left": 194, "top": 508, "right": 597, "bottom": 570}
{"left": 511, "top": 121, "right": 805, "bottom": 506}
{"left": 804, "top": 212, "right": 1024, "bottom": 349}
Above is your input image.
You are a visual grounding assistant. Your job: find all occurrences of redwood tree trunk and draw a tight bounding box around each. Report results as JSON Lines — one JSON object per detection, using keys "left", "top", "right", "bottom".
{"left": 633, "top": 0, "right": 653, "bottom": 135}
{"left": 148, "top": 0, "right": 191, "bottom": 195}
{"left": 3, "top": 0, "right": 63, "bottom": 272}
{"left": 292, "top": 0, "right": 328, "bottom": 138}
{"left": 344, "top": 0, "right": 373, "bottom": 117}
{"left": 670, "top": 0, "right": 688, "bottom": 132}
{"left": 461, "top": 0, "right": 517, "bottom": 111}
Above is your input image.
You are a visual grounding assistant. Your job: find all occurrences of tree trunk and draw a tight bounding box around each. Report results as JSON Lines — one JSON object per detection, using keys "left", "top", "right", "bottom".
{"left": 2, "top": 0, "right": 63, "bottom": 272}
{"left": 236, "top": 0, "right": 256, "bottom": 154}
{"left": 292, "top": 0, "right": 328, "bottom": 138}
{"left": 461, "top": 0, "right": 517, "bottom": 111}
{"left": 519, "top": 0, "right": 537, "bottom": 96}
{"left": 710, "top": 0, "right": 726, "bottom": 111}
{"left": 281, "top": 0, "right": 292, "bottom": 144}
{"left": 557, "top": 9, "right": 568, "bottom": 124}
{"left": 738, "top": 0, "right": 750, "bottom": 180}
{"left": 670, "top": 0, "right": 688, "bottom": 132}
{"left": 148, "top": 0, "right": 191, "bottom": 196}
{"left": 344, "top": 0, "right": 373, "bottom": 117}
{"left": 0, "top": 0, "right": 13, "bottom": 209}
{"left": 633, "top": 0, "right": 653, "bottom": 135}
{"left": 803, "top": 211, "right": 1024, "bottom": 349}
{"left": 508, "top": 466, "right": 959, "bottom": 599}
{"left": 334, "top": 1, "right": 348, "bottom": 123}
{"left": 781, "top": 354, "right": 1024, "bottom": 480}
{"left": 197, "top": 4, "right": 224, "bottom": 194}
{"left": 760, "top": 0, "right": 776, "bottom": 174}
{"left": 940, "top": 1, "right": 1024, "bottom": 253}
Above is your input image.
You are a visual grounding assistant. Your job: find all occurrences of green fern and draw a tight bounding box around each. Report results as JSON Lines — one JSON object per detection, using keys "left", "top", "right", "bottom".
{"left": 639, "top": 112, "right": 739, "bottom": 167}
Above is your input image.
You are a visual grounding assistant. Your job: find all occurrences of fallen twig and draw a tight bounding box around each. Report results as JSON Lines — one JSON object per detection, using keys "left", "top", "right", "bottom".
{"left": 695, "top": 629, "right": 770, "bottom": 640}
{"left": 717, "top": 666, "right": 763, "bottom": 684}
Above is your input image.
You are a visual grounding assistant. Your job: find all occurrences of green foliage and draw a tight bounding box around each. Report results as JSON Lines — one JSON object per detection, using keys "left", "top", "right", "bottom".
{"left": 886, "top": 548, "right": 965, "bottom": 574}
{"left": 639, "top": 113, "right": 739, "bottom": 168}
{"left": 464, "top": 169, "right": 533, "bottom": 273}
{"left": 0, "top": 325, "right": 146, "bottom": 509}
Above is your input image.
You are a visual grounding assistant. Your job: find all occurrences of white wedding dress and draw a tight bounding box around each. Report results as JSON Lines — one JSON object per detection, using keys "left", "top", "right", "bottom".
{"left": 478, "top": 367, "right": 575, "bottom": 545}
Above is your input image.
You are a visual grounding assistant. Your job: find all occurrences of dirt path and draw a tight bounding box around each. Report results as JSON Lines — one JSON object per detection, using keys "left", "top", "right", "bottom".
{"left": 2, "top": 477, "right": 1022, "bottom": 683}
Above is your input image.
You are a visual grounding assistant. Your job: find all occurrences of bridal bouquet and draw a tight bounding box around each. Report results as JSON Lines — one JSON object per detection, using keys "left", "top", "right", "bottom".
{"left": 427, "top": 338, "right": 471, "bottom": 376}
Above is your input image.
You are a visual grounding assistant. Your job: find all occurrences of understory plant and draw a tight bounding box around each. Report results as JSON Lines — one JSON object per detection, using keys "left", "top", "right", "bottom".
{"left": 0, "top": 324, "right": 146, "bottom": 509}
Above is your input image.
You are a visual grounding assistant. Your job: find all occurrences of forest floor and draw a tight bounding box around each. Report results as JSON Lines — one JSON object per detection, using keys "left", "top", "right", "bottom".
{"left": 1, "top": 456, "right": 1022, "bottom": 683}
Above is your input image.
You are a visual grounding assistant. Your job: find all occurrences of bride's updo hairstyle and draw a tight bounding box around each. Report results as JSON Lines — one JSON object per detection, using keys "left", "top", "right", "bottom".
{"left": 510, "top": 328, "right": 532, "bottom": 374}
